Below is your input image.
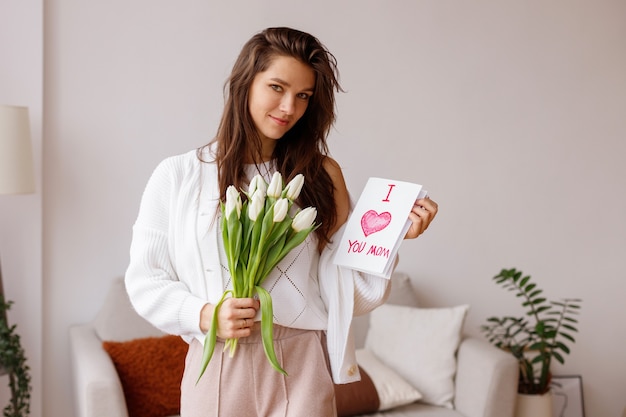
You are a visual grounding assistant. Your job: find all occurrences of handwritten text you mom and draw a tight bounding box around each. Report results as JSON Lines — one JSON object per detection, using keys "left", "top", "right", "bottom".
{"left": 346, "top": 239, "right": 391, "bottom": 258}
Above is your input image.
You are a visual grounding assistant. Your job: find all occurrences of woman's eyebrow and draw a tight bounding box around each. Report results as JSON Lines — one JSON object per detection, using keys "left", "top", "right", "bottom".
{"left": 270, "top": 77, "right": 314, "bottom": 93}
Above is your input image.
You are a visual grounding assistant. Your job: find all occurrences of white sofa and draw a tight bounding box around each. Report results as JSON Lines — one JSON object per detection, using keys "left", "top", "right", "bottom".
{"left": 69, "top": 273, "right": 518, "bottom": 417}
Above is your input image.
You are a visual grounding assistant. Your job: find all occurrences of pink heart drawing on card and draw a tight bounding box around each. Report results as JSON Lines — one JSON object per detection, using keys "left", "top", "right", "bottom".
{"left": 361, "top": 210, "right": 392, "bottom": 237}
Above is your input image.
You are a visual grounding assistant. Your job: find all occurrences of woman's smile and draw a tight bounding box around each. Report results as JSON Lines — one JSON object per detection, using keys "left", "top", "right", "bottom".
{"left": 269, "top": 115, "right": 289, "bottom": 126}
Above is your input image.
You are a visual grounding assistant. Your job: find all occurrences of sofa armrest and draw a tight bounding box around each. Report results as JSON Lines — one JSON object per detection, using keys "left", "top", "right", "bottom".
{"left": 453, "top": 337, "right": 518, "bottom": 417}
{"left": 69, "top": 324, "right": 129, "bottom": 417}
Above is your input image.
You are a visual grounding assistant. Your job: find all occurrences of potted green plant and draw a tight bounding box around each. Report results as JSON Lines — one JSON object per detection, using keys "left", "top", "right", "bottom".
{"left": 0, "top": 296, "right": 31, "bottom": 417}
{"left": 481, "top": 268, "right": 581, "bottom": 401}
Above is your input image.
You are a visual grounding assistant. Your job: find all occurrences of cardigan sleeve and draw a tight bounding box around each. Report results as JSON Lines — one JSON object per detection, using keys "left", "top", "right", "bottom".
{"left": 318, "top": 224, "right": 392, "bottom": 383}
{"left": 125, "top": 154, "right": 207, "bottom": 341}
{"left": 321, "top": 224, "right": 392, "bottom": 315}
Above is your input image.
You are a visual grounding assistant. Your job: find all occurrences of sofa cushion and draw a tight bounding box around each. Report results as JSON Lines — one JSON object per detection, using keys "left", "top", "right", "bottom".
{"left": 365, "top": 304, "right": 469, "bottom": 409}
{"left": 94, "top": 277, "right": 164, "bottom": 341}
{"left": 335, "top": 349, "right": 422, "bottom": 416}
{"left": 102, "top": 335, "right": 188, "bottom": 417}
{"left": 353, "top": 272, "right": 420, "bottom": 348}
{"left": 365, "top": 401, "right": 464, "bottom": 417}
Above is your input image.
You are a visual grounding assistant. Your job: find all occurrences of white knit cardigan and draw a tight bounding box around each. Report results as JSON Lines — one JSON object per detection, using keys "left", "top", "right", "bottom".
{"left": 125, "top": 148, "right": 391, "bottom": 384}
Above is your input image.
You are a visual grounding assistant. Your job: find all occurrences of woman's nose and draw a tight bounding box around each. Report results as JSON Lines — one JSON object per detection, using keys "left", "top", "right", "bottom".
{"left": 279, "top": 95, "right": 295, "bottom": 115}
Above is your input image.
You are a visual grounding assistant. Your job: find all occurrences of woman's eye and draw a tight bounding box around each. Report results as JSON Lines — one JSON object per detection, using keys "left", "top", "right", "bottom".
{"left": 297, "top": 93, "right": 311, "bottom": 100}
{"left": 270, "top": 84, "right": 283, "bottom": 92}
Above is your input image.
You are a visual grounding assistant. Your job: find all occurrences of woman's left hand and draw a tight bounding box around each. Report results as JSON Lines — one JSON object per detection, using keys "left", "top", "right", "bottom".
{"left": 404, "top": 197, "right": 438, "bottom": 239}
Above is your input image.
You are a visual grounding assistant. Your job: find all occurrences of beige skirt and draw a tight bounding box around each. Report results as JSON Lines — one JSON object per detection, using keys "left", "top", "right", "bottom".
{"left": 180, "top": 324, "right": 337, "bottom": 417}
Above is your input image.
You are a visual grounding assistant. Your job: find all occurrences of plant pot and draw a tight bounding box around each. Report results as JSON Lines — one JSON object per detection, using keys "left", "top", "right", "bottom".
{"left": 515, "top": 392, "right": 553, "bottom": 417}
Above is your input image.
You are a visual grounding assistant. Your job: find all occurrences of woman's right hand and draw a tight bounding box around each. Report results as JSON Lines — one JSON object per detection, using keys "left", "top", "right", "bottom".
{"left": 200, "top": 297, "right": 260, "bottom": 339}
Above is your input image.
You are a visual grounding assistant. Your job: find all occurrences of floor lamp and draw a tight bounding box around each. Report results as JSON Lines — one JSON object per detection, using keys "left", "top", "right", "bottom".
{"left": 0, "top": 104, "right": 36, "bottom": 370}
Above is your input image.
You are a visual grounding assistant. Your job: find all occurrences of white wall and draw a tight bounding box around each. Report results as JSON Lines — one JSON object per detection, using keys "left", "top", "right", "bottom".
{"left": 40, "top": 1, "right": 626, "bottom": 417}
{"left": 0, "top": 1, "right": 43, "bottom": 416}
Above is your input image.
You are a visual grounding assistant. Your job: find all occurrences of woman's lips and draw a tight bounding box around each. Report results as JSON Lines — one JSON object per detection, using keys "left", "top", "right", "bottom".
{"left": 269, "top": 115, "right": 289, "bottom": 126}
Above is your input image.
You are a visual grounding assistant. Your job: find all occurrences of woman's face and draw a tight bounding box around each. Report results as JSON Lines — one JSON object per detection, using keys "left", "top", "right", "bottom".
{"left": 248, "top": 55, "right": 315, "bottom": 155}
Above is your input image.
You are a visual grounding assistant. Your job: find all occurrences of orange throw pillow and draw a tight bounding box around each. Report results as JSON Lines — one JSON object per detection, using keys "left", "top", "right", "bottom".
{"left": 103, "top": 335, "right": 188, "bottom": 417}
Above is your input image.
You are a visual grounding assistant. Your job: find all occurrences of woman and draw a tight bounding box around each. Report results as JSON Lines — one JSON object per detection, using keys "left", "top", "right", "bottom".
{"left": 125, "top": 27, "right": 438, "bottom": 417}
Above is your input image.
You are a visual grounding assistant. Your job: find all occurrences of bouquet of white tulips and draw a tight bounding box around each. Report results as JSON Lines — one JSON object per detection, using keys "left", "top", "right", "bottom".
{"left": 198, "top": 172, "right": 318, "bottom": 379}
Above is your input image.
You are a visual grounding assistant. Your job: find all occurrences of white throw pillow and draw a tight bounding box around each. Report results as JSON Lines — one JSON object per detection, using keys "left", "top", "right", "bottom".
{"left": 352, "top": 272, "right": 420, "bottom": 348}
{"left": 356, "top": 348, "right": 422, "bottom": 411}
{"left": 364, "top": 303, "right": 469, "bottom": 409}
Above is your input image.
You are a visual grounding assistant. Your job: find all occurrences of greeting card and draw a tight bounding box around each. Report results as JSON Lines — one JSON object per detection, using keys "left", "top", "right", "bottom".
{"left": 333, "top": 177, "right": 428, "bottom": 278}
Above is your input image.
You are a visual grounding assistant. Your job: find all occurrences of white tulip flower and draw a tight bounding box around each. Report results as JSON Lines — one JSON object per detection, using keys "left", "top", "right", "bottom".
{"left": 284, "top": 174, "right": 304, "bottom": 201}
{"left": 267, "top": 172, "right": 283, "bottom": 198}
{"left": 248, "top": 190, "right": 265, "bottom": 221}
{"left": 248, "top": 174, "right": 267, "bottom": 197}
{"left": 292, "top": 207, "right": 317, "bottom": 232}
{"left": 273, "top": 198, "right": 289, "bottom": 222}
{"left": 225, "top": 185, "right": 242, "bottom": 218}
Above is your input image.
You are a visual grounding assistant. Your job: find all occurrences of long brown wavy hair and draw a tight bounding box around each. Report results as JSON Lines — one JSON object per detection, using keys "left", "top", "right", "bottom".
{"left": 199, "top": 27, "right": 343, "bottom": 250}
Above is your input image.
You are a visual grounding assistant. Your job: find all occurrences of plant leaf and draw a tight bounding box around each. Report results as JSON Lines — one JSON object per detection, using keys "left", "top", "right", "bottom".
{"left": 562, "top": 323, "right": 578, "bottom": 332}
{"left": 255, "top": 286, "right": 287, "bottom": 375}
{"left": 520, "top": 276, "right": 531, "bottom": 287}
{"left": 554, "top": 341, "right": 570, "bottom": 354}
{"left": 197, "top": 290, "right": 231, "bottom": 383}
{"left": 559, "top": 331, "right": 576, "bottom": 343}
{"left": 552, "top": 350, "right": 565, "bottom": 364}
{"left": 534, "top": 306, "right": 551, "bottom": 314}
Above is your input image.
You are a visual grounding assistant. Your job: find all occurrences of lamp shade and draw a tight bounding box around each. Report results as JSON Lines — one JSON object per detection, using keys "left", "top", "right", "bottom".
{"left": 0, "top": 105, "right": 35, "bottom": 194}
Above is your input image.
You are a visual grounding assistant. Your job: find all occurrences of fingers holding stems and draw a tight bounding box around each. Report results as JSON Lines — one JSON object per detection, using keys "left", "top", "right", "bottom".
{"left": 200, "top": 297, "right": 259, "bottom": 339}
